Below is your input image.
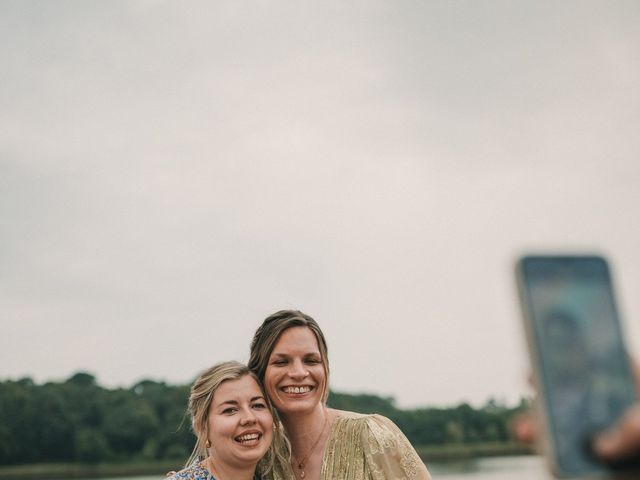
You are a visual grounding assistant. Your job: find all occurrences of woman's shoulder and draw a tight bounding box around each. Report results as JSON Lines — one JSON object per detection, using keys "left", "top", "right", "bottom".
{"left": 331, "top": 409, "right": 398, "bottom": 431}
{"left": 166, "top": 463, "right": 212, "bottom": 480}
{"left": 330, "top": 409, "right": 407, "bottom": 445}
{"left": 329, "top": 410, "right": 431, "bottom": 479}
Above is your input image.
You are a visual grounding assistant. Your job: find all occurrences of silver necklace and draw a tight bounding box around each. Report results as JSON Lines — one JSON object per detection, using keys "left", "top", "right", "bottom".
{"left": 292, "top": 416, "right": 329, "bottom": 479}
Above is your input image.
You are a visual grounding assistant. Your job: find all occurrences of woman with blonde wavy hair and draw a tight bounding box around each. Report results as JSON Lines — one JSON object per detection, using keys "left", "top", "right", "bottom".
{"left": 168, "top": 361, "right": 288, "bottom": 480}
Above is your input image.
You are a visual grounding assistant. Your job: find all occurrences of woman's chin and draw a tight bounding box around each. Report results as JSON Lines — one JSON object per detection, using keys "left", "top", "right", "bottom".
{"left": 275, "top": 395, "right": 320, "bottom": 415}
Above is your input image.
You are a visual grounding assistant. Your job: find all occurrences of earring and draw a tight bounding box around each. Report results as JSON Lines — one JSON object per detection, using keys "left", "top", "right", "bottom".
{"left": 205, "top": 439, "right": 211, "bottom": 448}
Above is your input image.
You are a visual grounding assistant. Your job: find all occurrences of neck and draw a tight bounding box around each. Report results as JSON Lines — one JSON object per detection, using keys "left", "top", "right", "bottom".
{"left": 204, "top": 456, "right": 256, "bottom": 480}
{"left": 280, "top": 404, "right": 329, "bottom": 455}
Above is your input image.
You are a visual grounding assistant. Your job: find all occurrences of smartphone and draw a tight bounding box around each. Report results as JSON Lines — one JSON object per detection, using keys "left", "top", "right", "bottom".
{"left": 516, "top": 255, "right": 638, "bottom": 478}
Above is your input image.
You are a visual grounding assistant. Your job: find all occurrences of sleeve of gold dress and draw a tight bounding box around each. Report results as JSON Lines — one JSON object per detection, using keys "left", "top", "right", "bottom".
{"left": 362, "top": 415, "right": 431, "bottom": 480}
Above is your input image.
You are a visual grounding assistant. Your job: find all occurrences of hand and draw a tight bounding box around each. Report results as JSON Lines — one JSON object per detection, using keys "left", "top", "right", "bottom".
{"left": 512, "top": 362, "right": 640, "bottom": 463}
{"left": 593, "top": 404, "right": 640, "bottom": 461}
{"left": 510, "top": 411, "right": 537, "bottom": 445}
{"left": 592, "top": 362, "right": 640, "bottom": 463}
{"left": 510, "top": 372, "right": 537, "bottom": 446}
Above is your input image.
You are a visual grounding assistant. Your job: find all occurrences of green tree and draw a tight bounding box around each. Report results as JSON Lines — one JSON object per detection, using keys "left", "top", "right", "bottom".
{"left": 75, "top": 428, "right": 111, "bottom": 463}
{"left": 102, "top": 390, "right": 159, "bottom": 458}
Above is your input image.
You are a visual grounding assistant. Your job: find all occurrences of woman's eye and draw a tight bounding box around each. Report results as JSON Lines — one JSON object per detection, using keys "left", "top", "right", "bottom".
{"left": 272, "top": 359, "right": 288, "bottom": 366}
{"left": 252, "top": 402, "right": 267, "bottom": 410}
{"left": 222, "top": 407, "right": 237, "bottom": 414}
{"left": 305, "top": 358, "right": 320, "bottom": 364}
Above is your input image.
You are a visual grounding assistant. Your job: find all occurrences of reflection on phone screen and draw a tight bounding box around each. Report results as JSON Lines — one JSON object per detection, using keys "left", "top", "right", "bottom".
{"left": 524, "top": 257, "right": 636, "bottom": 475}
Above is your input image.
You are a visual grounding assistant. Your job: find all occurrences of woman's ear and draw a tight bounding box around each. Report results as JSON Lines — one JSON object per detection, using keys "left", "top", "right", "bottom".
{"left": 192, "top": 418, "right": 206, "bottom": 439}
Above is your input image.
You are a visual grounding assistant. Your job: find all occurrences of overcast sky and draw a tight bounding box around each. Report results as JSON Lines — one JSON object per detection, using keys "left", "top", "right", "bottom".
{"left": 2, "top": 1, "right": 639, "bottom": 408}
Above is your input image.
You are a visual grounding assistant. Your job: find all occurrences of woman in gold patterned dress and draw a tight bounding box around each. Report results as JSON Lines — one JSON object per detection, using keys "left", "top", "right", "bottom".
{"left": 249, "top": 310, "right": 431, "bottom": 480}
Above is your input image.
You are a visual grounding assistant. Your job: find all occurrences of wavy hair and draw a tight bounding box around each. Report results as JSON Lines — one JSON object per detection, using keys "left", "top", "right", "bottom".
{"left": 185, "top": 361, "right": 289, "bottom": 477}
{"left": 248, "top": 309, "right": 330, "bottom": 404}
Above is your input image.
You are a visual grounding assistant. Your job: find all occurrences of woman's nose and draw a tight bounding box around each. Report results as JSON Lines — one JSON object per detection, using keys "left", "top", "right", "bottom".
{"left": 288, "top": 359, "right": 309, "bottom": 378}
{"left": 240, "top": 408, "right": 257, "bottom": 425}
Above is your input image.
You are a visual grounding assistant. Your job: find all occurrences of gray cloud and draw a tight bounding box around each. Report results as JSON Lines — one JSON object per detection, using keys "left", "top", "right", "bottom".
{"left": 1, "top": 0, "right": 639, "bottom": 407}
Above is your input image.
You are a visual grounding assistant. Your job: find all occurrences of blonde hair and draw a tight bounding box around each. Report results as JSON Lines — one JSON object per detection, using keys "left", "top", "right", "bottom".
{"left": 248, "top": 310, "right": 330, "bottom": 404}
{"left": 185, "top": 361, "right": 289, "bottom": 476}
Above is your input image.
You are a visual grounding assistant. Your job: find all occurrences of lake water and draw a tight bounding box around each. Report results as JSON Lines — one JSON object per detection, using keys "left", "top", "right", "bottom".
{"left": 78, "top": 455, "right": 552, "bottom": 480}
{"left": 428, "top": 455, "right": 552, "bottom": 479}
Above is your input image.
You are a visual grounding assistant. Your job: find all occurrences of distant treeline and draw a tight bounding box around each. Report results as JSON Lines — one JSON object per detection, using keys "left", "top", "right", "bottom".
{"left": 0, "top": 372, "right": 529, "bottom": 465}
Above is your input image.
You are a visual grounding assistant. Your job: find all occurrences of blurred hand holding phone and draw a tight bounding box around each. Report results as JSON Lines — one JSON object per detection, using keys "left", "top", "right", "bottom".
{"left": 516, "top": 255, "right": 639, "bottom": 478}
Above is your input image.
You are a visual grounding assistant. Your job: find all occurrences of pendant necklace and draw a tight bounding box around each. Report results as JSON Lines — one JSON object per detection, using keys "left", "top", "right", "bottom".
{"left": 293, "top": 415, "right": 329, "bottom": 479}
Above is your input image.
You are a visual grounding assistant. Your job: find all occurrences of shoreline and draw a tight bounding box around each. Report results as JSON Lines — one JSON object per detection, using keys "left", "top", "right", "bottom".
{"left": 417, "top": 442, "right": 533, "bottom": 462}
{"left": 0, "top": 444, "right": 533, "bottom": 479}
{"left": 0, "top": 460, "right": 181, "bottom": 480}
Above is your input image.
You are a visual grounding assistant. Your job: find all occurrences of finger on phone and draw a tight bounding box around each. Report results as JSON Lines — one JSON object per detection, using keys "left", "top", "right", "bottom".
{"left": 593, "top": 405, "right": 640, "bottom": 460}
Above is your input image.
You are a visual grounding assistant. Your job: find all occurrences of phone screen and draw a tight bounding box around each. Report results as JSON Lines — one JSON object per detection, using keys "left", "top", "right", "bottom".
{"left": 520, "top": 256, "right": 637, "bottom": 476}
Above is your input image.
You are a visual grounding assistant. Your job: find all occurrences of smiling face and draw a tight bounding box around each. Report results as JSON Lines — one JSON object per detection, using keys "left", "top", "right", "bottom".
{"left": 207, "top": 374, "right": 273, "bottom": 468}
{"left": 264, "top": 326, "right": 327, "bottom": 416}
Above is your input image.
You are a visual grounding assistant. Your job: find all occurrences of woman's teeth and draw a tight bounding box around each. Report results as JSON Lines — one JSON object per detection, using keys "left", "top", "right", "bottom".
{"left": 283, "top": 386, "right": 312, "bottom": 394}
{"left": 236, "top": 433, "right": 260, "bottom": 443}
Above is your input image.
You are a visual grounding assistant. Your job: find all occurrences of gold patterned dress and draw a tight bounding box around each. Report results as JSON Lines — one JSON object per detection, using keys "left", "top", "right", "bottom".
{"left": 268, "top": 412, "right": 431, "bottom": 480}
